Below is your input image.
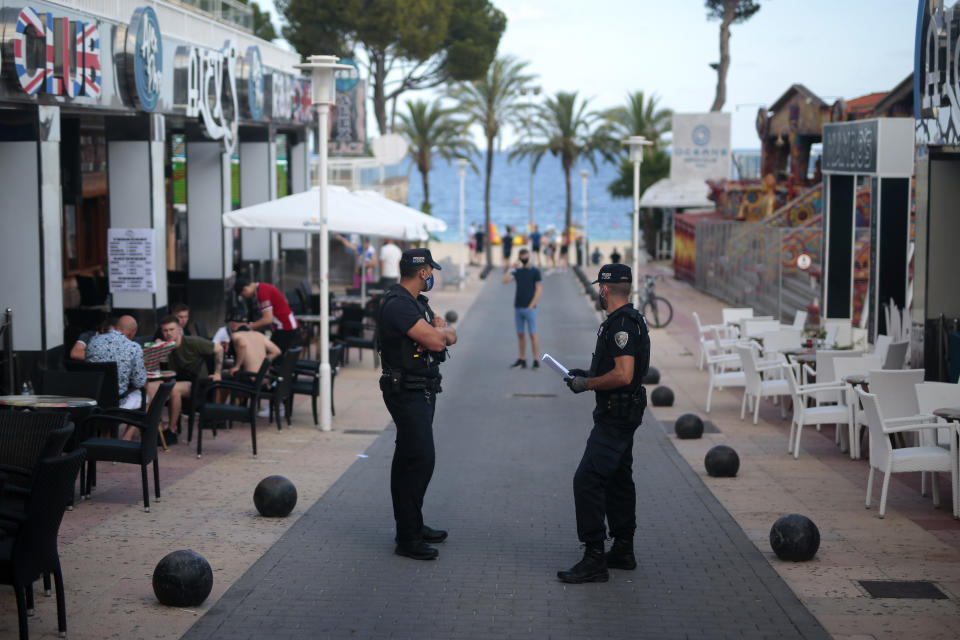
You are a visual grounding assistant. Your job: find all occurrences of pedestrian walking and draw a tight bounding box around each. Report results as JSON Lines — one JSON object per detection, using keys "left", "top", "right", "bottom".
{"left": 473, "top": 223, "right": 485, "bottom": 265}
{"left": 376, "top": 248, "right": 458, "bottom": 560}
{"left": 529, "top": 224, "right": 542, "bottom": 266}
{"left": 379, "top": 238, "right": 403, "bottom": 288}
{"left": 502, "top": 248, "right": 542, "bottom": 369}
{"left": 501, "top": 225, "right": 514, "bottom": 266}
{"left": 559, "top": 263, "right": 650, "bottom": 583}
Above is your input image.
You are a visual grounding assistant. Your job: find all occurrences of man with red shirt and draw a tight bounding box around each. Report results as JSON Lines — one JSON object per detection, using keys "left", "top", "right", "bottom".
{"left": 234, "top": 277, "right": 300, "bottom": 352}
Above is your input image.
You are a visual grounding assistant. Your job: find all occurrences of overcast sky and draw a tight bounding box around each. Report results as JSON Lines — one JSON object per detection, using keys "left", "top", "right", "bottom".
{"left": 265, "top": 0, "right": 918, "bottom": 149}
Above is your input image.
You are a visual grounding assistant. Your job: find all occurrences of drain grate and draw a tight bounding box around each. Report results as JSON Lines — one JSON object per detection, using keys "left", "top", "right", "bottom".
{"left": 511, "top": 393, "right": 559, "bottom": 398}
{"left": 342, "top": 429, "right": 382, "bottom": 435}
{"left": 858, "top": 580, "right": 948, "bottom": 599}
{"left": 661, "top": 420, "right": 721, "bottom": 434}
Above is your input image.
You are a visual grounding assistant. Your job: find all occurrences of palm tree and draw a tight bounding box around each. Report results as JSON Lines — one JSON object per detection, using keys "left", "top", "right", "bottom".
{"left": 510, "top": 91, "right": 607, "bottom": 249}
{"left": 601, "top": 91, "right": 673, "bottom": 150}
{"left": 396, "top": 99, "right": 476, "bottom": 214}
{"left": 448, "top": 56, "right": 535, "bottom": 266}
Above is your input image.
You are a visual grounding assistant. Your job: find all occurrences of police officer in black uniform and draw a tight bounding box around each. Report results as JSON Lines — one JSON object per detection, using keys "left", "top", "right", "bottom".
{"left": 377, "top": 248, "right": 458, "bottom": 560}
{"left": 559, "top": 263, "right": 650, "bottom": 583}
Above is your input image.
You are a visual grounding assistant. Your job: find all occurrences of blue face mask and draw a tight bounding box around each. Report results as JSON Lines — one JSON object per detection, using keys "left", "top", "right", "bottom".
{"left": 424, "top": 274, "right": 435, "bottom": 292}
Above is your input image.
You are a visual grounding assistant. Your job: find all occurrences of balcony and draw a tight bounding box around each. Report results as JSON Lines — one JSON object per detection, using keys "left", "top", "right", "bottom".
{"left": 168, "top": 0, "right": 254, "bottom": 32}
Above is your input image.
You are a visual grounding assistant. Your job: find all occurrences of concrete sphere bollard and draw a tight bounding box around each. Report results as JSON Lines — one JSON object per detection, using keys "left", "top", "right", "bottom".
{"left": 152, "top": 550, "right": 213, "bottom": 607}
{"left": 650, "top": 385, "right": 674, "bottom": 407}
{"left": 642, "top": 366, "right": 660, "bottom": 385}
{"left": 254, "top": 476, "right": 298, "bottom": 518}
{"left": 674, "top": 413, "right": 704, "bottom": 439}
{"left": 444, "top": 310, "right": 458, "bottom": 324}
{"left": 704, "top": 445, "right": 740, "bottom": 477}
{"left": 769, "top": 514, "right": 820, "bottom": 562}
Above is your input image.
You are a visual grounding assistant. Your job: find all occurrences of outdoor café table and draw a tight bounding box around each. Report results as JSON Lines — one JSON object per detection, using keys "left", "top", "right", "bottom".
{"left": 297, "top": 314, "right": 341, "bottom": 358}
{"left": 933, "top": 408, "right": 960, "bottom": 518}
{"left": 146, "top": 370, "right": 176, "bottom": 382}
{"left": 0, "top": 395, "right": 96, "bottom": 409}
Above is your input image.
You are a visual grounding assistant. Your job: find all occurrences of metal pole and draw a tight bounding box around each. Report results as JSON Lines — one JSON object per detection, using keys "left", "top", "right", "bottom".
{"left": 632, "top": 159, "right": 640, "bottom": 308}
{"left": 458, "top": 164, "right": 466, "bottom": 288}
{"left": 581, "top": 170, "right": 588, "bottom": 267}
{"left": 318, "top": 103, "right": 332, "bottom": 431}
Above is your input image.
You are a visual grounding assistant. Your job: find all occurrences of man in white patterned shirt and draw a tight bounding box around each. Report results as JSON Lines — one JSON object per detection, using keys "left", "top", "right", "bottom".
{"left": 86, "top": 316, "right": 148, "bottom": 438}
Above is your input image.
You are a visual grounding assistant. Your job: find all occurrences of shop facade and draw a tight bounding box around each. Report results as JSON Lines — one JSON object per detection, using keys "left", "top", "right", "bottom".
{"left": 0, "top": 0, "right": 311, "bottom": 381}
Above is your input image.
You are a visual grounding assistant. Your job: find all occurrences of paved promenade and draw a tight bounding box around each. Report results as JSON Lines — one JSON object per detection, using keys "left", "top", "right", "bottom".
{"left": 183, "top": 269, "right": 826, "bottom": 639}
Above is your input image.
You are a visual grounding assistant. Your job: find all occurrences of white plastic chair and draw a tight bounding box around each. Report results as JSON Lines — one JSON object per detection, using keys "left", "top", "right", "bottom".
{"left": 832, "top": 356, "right": 883, "bottom": 457}
{"left": 736, "top": 345, "right": 790, "bottom": 424}
{"left": 858, "top": 389, "right": 953, "bottom": 518}
{"left": 882, "top": 340, "right": 909, "bottom": 370}
{"left": 704, "top": 351, "right": 746, "bottom": 413}
{"left": 790, "top": 310, "right": 808, "bottom": 331}
{"left": 915, "top": 382, "right": 960, "bottom": 515}
{"left": 742, "top": 319, "right": 781, "bottom": 339}
{"left": 693, "top": 311, "right": 733, "bottom": 370}
{"left": 783, "top": 363, "right": 851, "bottom": 459}
{"left": 823, "top": 318, "right": 853, "bottom": 348}
{"left": 802, "top": 350, "right": 863, "bottom": 406}
{"left": 721, "top": 307, "right": 753, "bottom": 326}
{"left": 872, "top": 334, "right": 892, "bottom": 363}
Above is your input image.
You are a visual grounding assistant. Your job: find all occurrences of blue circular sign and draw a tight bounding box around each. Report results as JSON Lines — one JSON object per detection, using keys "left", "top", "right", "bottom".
{"left": 335, "top": 58, "right": 360, "bottom": 93}
{"left": 132, "top": 7, "right": 163, "bottom": 112}
{"left": 692, "top": 124, "right": 710, "bottom": 146}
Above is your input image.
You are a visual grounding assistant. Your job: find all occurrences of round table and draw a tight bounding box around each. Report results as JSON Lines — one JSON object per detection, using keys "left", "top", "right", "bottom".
{"left": 843, "top": 374, "right": 870, "bottom": 387}
{"left": 934, "top": 407, "right": 960, "bottom": 422}
{"left": 147, "top": 370, "right": 177, "bottom": 381}
{"left": 0, "top": 394, "right": 97, "bottom": 408}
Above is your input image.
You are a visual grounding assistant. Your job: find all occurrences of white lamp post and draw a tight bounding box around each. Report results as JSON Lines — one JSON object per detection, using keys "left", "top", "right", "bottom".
{"left": 580, "top": 169, "right": 589, "bottom": 267}
{"left": 296, "top": 54, "right": 350, "bottom": 432}
{"left": 456, "top": 158, "right": 468, "bottom": 289}
{"left": 624, "top": 135, "right": 651, "bottom": 308}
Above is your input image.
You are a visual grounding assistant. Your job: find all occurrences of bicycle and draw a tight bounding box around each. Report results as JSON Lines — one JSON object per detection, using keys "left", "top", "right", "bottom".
{"left": 639, "top": 274, "right": 673, "bottom": 328}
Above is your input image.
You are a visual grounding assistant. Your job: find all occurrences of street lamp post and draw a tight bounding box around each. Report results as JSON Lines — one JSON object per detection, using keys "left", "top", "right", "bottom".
{"left": 296, "top": 54, "right": 350, "bottom": 432}
{"left": 624, "top": 136, "right": 651, "bottom": 308}
{"left": 456, "top": 158, "right": 468, "bottom": 289}
{"left": 518, "top": 86, "right": 541, "bottom": 230}
{"left": 580, "top": 169, "right": 589, "bottom": 268}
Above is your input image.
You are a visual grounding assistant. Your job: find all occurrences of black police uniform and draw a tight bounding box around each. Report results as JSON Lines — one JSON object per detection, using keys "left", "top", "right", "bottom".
{"left": 573, "top": 302, "right": 650, "bottom": 544}
{"left": 377, "top": 284, "right": 444, "bottom": 546}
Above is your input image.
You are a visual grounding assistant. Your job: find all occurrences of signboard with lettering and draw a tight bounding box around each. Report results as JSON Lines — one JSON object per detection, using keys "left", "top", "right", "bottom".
{"left": 108, "top": 228, "right": 155, "bottom": 293}
{"left": 916, "top": 0, "right": 960, "bottom": 145}
{"left": 330, "top": 61, "right": 366, "bottom": 157}
{"left": 669, "top": 113, "right": 731, "bottom": 182}
{"left": 822, "top": 120, "right": 878, "bottom": 173}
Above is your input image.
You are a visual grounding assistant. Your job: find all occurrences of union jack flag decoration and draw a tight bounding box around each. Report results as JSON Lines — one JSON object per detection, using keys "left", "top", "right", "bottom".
{"left": 14, "top": 7, "right": 45, "bottom": 95}
{"left": 82, "top": 22, "right": 101, "bottom": 97}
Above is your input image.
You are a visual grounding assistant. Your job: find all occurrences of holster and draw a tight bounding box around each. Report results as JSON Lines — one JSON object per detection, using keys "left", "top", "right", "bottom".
{"left": 380, "top": 371, "right": 442, "bottom": 394}
{"left": 605, "top": 386, "right": 646, "bottom": 422}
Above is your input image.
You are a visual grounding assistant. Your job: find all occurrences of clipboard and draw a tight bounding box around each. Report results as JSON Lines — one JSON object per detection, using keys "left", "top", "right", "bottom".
{"left": 541, "top": 354, "right": 572, "bottom": 379}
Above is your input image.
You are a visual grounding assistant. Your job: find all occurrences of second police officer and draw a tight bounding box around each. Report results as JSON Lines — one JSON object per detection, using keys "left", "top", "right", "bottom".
{"left": 559, "top": 263, "right": 651, "bottom": 583}
{"left": 376, "top": 248, "right": 458, "bottom": 560}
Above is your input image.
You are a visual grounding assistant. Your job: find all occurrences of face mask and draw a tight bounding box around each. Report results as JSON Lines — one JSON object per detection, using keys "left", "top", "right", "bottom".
{"left": 519, "top": 257, "right": 529, "bottom": 266}
{"left": 424, "top": 274, "right": 435, "bottom": 292}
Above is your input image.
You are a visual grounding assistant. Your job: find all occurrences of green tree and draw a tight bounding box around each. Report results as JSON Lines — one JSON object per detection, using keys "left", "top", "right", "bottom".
{"left": 511, "top": 91, "right": 607, "bottom": 252}
{"left": 276, "top": 0, "right": 506, "bottom": 135}
{"left": 706, "top": 0, "right": 761, "bottom": 111}
{"left": 396, "top": 99, "right": 476, "bottom": 214}
{"left": 236, "top": 0, "right": 278, "bottom": 42}
{"left": 447, "top": 56, "right": 534, "bottom": 266}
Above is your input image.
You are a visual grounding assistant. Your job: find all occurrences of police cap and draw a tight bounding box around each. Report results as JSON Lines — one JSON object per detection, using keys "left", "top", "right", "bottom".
{"left": 591, "top": 263, "right": 632, "bottom": 284}
{"left": 400, "top": 248, "right": 442, "bottom": 270}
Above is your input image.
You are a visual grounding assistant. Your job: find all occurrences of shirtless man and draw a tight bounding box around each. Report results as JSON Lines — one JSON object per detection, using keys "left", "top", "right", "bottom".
{"left": 226, "top": 314, "right": 281, "bottom": 376}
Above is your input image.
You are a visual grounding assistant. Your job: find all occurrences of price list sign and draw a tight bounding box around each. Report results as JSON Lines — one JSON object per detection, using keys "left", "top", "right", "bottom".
{"left": 108, "top": 228, "right": 156, "bottom": 293}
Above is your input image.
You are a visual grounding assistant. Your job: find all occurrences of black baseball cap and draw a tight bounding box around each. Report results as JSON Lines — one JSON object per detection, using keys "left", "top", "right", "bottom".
{"left": 400, "top": 248, "right": 442, "bottom": 270}
{"left": 226, "top": 309, "right": 248, "bottom": 323}
{"left": 591, "top": 263, "right": 633, "bottom": 284}
{"left": 233, "top": 276, "right": 251, "bottom": 294}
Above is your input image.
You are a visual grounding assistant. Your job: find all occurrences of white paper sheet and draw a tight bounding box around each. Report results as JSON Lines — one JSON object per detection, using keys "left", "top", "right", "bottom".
{"left": 541, "top": 354, "right": 572, "bottom": 379}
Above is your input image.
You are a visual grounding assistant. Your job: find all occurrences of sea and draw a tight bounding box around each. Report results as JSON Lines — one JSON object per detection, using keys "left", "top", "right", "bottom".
{"left": 405, "top": 151, "right": 634, "bottom": 243}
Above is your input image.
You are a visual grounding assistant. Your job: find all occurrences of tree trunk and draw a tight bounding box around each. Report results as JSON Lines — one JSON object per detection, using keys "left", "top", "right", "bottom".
{"left": 484, "top": 136, "right": 494, "bottom": 267}
{"left": 421, "top": 167, "right": 431, "bottom": 214}
{"left": 372, "top": 52, "right": 388, "bottom": 135}
{"left": 563, "top": 164, "right": 572, "bottom": 247}
{"left": 710, "top": 0, "right": 736, "bottom": 112}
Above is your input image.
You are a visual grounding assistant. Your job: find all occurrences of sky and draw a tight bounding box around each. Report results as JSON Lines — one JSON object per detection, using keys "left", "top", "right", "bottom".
{"left": 263, "top": 0, "right": 919, "bottom": 149}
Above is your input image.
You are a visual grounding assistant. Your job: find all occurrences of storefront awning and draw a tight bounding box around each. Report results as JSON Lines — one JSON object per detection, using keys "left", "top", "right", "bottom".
{"left": 222, "top": 186, "right": 446, "bottom": 240}
{"left": 639, "top": 179, "right": 713, "bottom": 209}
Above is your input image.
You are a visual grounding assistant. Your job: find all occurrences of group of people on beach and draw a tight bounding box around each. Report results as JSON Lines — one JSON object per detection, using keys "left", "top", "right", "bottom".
{"left": 468, "top": 222, "right": 570, "bottom": 267}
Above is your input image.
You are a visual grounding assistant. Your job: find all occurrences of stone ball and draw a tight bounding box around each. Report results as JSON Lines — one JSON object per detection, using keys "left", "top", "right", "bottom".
{"left": 152, "top": 550, "right": 213, "bottom": 607}
{"left": 254, "top": 475, "right": 298, "bottom": 518}
{"left": 650, "top": 385, "right": 674, "bottom": 407}
{"left": 769, "top": 514, "right": 820, "bottom": 562}
{"left": 675, "top": 413, "right": 704, "bottom": 439}
{"left": 704, "top": 445, "right": 740, "bottom": 477}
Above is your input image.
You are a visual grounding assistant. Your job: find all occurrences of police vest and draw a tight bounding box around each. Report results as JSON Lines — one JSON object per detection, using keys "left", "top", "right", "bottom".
{"left": 375, "top": 286, "right": 442, "bottom": 378}
{"left": 589, "top": 305, "right": 650, "bottom": 421}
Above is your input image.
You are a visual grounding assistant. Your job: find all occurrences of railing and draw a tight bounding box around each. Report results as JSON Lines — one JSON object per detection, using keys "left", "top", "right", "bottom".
{"left": 167, "top": 0, "right": 253, "bottom": 31}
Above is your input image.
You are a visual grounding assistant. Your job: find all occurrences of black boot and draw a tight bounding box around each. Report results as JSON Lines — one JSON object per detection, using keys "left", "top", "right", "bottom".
{"left": 557, "top": 543, "right": 608, "bottom": 583}
{"left": 605, "top": 537, "right": 636, "bottom": 570}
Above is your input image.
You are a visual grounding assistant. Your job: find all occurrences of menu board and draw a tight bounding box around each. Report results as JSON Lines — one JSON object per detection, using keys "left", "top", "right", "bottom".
{"left": 108, "top": 228, "right": 156, "bottom": 293}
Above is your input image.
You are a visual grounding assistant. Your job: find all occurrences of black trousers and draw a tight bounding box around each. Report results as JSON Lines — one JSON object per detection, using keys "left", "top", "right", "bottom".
{"left": 573, "top": 420, "right": 639, "bottom": 543}
{"left": 271, "top": 329, "right": 301, "bottom": 353}
{"left": 383, "top": 388, "right": 437, "bottom": 543}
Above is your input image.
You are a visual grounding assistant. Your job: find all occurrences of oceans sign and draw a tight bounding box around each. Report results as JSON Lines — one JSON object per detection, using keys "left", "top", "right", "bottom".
{"left": 821, "top": 120, "right": 878, "bottom": 173}
{"left": 0, "top": 2, "right": 312, "bottom": 147}
{"left": 669, "top": 113, "right": 731, "bottom": 182}
{"left": 916, "top": 0, "right": 960, "bottom": 145}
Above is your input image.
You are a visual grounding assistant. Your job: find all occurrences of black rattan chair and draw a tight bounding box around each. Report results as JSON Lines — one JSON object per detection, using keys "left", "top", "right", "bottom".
{"left": 260, "top": 347, "right": 302, "bottom": 429}
{"left": 63, "top": 360, "right": 142, "bottom": 411}
{"left": 193, "top": 359, "right": 270, "bottom": 458}
{"left": 291, "top": 342, "right": 344, "bottom": 425}
{"left": 0, "top": 412, "right": 72, "bottom": 495}
{"left": 0, "top": 449, "right": 85, "bottom": 640}
{"left": 78, "top": 380, "right": 174, "bottom": 512}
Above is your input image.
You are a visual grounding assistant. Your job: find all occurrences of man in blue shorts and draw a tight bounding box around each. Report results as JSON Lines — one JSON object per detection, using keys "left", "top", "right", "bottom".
{"left": 502, "top": 248, "right": 543, "bottom": 369}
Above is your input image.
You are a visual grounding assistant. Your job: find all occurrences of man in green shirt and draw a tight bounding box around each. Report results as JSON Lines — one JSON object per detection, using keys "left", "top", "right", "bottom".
{"left": 160, "top": 315, "right": 223, "bottom": 431}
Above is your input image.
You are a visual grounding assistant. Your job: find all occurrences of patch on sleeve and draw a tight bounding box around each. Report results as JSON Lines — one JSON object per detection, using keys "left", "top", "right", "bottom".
{"left": 614, "top": 331, "right": 629, "bottom": 349}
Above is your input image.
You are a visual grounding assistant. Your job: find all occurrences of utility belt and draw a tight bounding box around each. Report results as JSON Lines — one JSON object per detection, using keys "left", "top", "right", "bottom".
{"left": 601, "top": 385, "right": 646, "bottom": 423}
{"left": 380, "top": 370, "right": 443, "bottom": 394}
